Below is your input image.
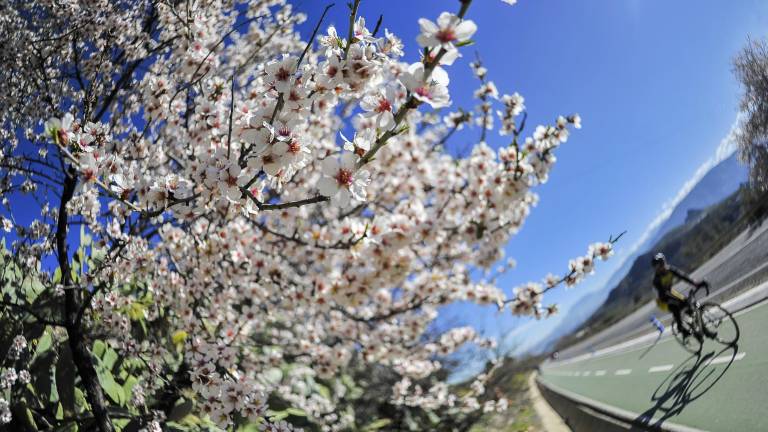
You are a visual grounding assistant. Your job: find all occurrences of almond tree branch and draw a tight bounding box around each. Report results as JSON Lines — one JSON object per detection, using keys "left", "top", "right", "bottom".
{"left": 357, "top": 0, "right": 474, "bottom": 168}
{"left": 343, "top": 0, "right": 362, "bottom": 57}
{"left": 500, "top": 230, "right": 626, "bottom": 308}
{"left": 240, "top": 186, "right": 329, "bottom": 211}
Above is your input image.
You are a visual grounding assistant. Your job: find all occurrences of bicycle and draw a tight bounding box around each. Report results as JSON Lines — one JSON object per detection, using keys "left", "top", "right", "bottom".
{"left": 670, "top": 282, "right": 740, "bottom": 353}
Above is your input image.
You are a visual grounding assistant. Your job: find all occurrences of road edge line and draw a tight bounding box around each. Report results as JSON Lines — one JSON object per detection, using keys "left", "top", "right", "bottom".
{"left": 536, "top": 376, "right": 707, "bottom": 432}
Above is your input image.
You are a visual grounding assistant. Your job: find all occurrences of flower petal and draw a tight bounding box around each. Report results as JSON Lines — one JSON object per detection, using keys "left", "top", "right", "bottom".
{"left": 350, "top": 182, "right": 367, "bottom": 201}
{"left": 335, "top": 187, "right": 352, "bottom": 208}
{"left": 431, "top": 66, "right": 450, "bottom": 86}
{"left": 455, "top": 20, "right": 477, "bottom": 40}
{"left": 273, "top": 141, "right": 289, "bottom": 155}
{"left": 380, "top": 111, "right": 395, "bottom": 130}
{"left": 417, "top": 34, "right": 436, "bottom": 48}
{"left": 321, "top": 158, "right": 339, "bottom": 177}
{"left": 418, "top": 18, "right": 438, "bottom": 34}
{"left": 317, "top": 177, "right": 338, "bottom": 197}
{"left": 436, "top": 12, "right": 455, "bottom": 29}
{"left": 340, "top": 152, "right": 357, "bottom": 169}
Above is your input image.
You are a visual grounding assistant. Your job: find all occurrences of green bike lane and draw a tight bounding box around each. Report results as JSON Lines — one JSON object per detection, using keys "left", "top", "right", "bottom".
{"left": 538, "top": 300, "right": 768, "bottom": 431}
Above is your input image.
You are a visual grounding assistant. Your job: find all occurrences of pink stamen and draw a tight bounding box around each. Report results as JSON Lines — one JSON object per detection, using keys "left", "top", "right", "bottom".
{"left": 376, "top": 97, "right": 392, "bottom": 113}
{"left": 436, "top": 28, "right": 456, "bottom": 44}
{"left": 335, "top": 169, "right": 353, "bottom": 187}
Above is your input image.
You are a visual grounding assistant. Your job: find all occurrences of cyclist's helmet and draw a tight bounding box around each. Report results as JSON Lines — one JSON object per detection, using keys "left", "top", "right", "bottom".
{"left": 651, "top": 252, "right": 666, "bottom": 267}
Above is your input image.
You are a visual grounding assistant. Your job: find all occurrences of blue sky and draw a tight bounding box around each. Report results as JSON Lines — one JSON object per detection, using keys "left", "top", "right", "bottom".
{"left": 295, "top": 0, "right": 768, "bottom": 356}
{"left": 6, "top": 0, "right": 764, "bottom": 369}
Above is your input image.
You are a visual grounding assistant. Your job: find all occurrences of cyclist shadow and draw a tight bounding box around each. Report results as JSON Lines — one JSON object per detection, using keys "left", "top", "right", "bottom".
{"left": 632, "top": 343, "right": 740, "bottom": 430}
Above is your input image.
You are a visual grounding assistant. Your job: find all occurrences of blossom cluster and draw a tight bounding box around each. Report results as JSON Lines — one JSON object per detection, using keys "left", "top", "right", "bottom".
{"left": 0, "top": 336, "right": 31, "bottom": 425}
{"left": 0, "top": 0, "right": 613, "bottom": 430}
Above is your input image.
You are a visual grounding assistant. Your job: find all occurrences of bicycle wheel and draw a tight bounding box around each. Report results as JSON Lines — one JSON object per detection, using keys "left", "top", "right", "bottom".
{"left": 671, "top": 321, "right": 701, "bottom": 353}
{"left": 700, "top": 302, "right": 740, "bottom": 345}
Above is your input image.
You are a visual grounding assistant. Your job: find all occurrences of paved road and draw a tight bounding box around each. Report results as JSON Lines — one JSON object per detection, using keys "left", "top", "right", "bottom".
{"left": 539, "top": 294, "right": 768, "bottom": 431}
{"left": 557, "top": 218, "right": 768, "bottom": 361}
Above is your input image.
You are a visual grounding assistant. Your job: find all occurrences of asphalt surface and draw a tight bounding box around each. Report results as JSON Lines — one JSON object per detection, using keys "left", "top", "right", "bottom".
{"left": 557, "top": 218, "right": 768, "bottom": 361}
{"left": 538, "top": 296, "right": 768, "bottom": 431}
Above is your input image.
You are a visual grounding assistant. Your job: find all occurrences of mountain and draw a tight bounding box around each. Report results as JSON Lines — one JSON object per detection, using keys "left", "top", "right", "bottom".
{"left": 580, "top": 184, "right": 766, "bottom": 332}
{"left": 642, "top": 154, "right": 748, "bottom": 249}
{"left": 525, "top": 288, "right": 608, "bottom": 354}
{"left": 531, "top": 154, "right": 748, "bottom": 351}
{"left": 600, "top": 154, "right": 748, "bottom": 301}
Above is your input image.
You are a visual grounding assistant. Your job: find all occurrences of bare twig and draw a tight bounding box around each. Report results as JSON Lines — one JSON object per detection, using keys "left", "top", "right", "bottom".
{"left": 240, "top": 187, "right": 329, "bottom": 211}
{"left": 371, "top": 14, "right": 384, "bottom": 38}
{"left": 500, "top": 230, "right": 627, "bottom": 308}
{"left": 226, "top": 72, "right": 236, "bottom": 159}
{"left": 297, "top": 4, "right": 334, "bottom": 70}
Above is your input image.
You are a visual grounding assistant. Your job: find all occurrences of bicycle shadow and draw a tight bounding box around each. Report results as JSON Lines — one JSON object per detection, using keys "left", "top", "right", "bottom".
{"left": 631, "top": 343, "right": 740, "bottom": 430}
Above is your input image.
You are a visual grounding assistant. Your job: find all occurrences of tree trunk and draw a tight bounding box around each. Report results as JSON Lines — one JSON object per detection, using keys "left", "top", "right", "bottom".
{"left": 56, "top": 170, "right": 115, "bottom": 432}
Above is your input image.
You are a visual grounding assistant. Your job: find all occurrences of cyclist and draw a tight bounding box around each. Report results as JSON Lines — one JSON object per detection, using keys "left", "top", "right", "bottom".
{"left": 651, "top": 253, "right": 708, "bottom": 340}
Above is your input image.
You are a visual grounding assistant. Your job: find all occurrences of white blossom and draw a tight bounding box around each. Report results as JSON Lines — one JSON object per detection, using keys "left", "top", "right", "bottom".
{"left": 318, "top": 153, "right": 370, "bottom": 207}
{"left": 401, "top": 63, "right": 451, "bottom": 108}
{"left": 0, "top": 2, "right": 613, "bottom": 429}
{"left": 0, "top": 398, "right": 10, "bottom": 424}
{"left": 417, "top": 12, "right": 477, "bottom": 50}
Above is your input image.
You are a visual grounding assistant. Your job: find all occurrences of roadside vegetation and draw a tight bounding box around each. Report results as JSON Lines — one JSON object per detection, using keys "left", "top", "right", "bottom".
{"left": 734, "top": 37, "right": 768, "bottom": 192}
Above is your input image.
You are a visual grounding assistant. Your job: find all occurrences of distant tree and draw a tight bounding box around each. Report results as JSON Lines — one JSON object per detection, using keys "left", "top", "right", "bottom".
{"left": 734, "top": 38, "right": 768, "bottom": 191}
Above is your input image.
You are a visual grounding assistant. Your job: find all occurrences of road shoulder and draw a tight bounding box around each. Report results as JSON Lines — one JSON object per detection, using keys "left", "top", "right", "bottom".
{"left": 528, "top": 371, "right": 571, "bottom": 432}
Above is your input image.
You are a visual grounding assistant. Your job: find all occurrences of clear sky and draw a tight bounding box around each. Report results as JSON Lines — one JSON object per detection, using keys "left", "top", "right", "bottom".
{"left": 6, "top": 0, "right": 764, "bottom": 370}
{"left": 294, "top": 0, "right": 768, "bottom": 357}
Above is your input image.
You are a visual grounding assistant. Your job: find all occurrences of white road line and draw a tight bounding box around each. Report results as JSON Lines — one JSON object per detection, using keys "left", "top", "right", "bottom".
{"left": 595, "top": 370, "right": 606, "bottom": 376}
{"left": 615, "top": 369, "right": 632, "bottom": 376}
{"left": 648, "top": 364, "right": 674, "bottom": 373}
{"left": 710, "top": 352, "right": 746, "bottom": 365}
{"left": 582, "top": 371, "right": 591, "bottom": 376}
{"left": 573, "top": 371, "right": 581, "bottom": 377}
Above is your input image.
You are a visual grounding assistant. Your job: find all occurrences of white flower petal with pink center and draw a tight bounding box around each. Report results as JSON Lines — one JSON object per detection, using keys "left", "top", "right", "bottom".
{"left": 417, "top": 12, "right": 477, "bottom": 50}
{"left": 360, "top": 89, "right": 396, "bottom": 130}
{"left": 317, "top": 153, "right": 371, "bottom": 208}
{"left": 401, "top": 63, "right": 451, "bottom": 108}
{"left": 342, "top": 130, "right": 374, "bottom": 158}
{"left": 265, "top": 55, "right": 297, "bottom": 94}
{"left": 45, "top": 113, "right": 75, "bottom": 145}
